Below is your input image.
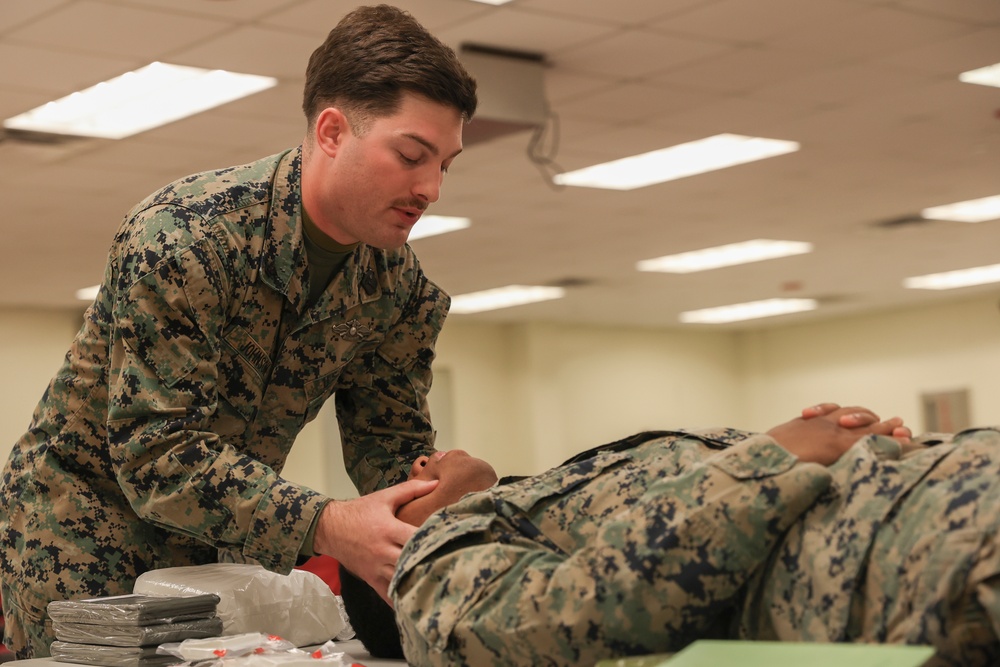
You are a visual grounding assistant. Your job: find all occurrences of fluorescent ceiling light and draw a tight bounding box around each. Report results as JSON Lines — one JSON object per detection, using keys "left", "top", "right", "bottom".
{"left": 637, "top": 239, "right": 812, "bottom": 274}
{"left": 904, "top": 264, "right": 1000, "bottom": 290}
{"left": 680, "top": 298, "right": 817, "bottom": 324}
{"left": 467, "top": 0, "right": 514, "bottom": 4}
{"left": 75, "top": 285, "right": 100, "bottom": 301}
{"left": 921, "top": 195, "right": 1000, "bottom": 223}
{"left": 409, "top": 215, "right": 471, "bottom": 241}
{"left": 4, "top": 62, "right": 277, "bottom": 139}
{"left": 450, "top": 285, "right": 565, "bottom": 314}
{"left": 553, "top": 133, "right": 800, "bottom": 191}
{"left": 959, "top": 62, "right": 1000, "bottom": 88}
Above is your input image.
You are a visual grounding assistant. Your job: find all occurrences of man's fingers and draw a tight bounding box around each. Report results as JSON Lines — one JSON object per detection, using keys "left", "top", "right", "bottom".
{"left": 838, "top": 412, "right": 878, "bottom": 428}
{"left": 802, "top": 403, "right": 841, "bottom": 419}
{"left": 386, "top": 478, "right": 439, "bottom": 508}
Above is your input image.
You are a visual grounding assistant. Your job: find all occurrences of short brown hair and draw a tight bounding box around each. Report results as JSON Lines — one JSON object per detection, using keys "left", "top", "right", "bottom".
{"left": 302, "top": 4, "right": 478, "bottom": 131}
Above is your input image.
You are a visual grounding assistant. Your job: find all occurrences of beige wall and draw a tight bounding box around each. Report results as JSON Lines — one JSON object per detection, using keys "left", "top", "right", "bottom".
{"left": 432, "top": 320, "right": 740, "bottom": 476}
{"left": 3, "top": 293, "right": 1000, "bottom": 496}
{"left": 0, "top": 308, "right": 82, "bottom": 449}
{"left": 737, "top": 294, "right": 1000, "bottom": 433}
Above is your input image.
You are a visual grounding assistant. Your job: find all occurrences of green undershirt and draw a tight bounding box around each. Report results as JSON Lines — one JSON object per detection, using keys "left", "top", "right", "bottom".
{"left": 301, "top": 209, "right": 360, "bottom": 308}
{"left": 299, "top": 208, "right": 359, "bottom": 557}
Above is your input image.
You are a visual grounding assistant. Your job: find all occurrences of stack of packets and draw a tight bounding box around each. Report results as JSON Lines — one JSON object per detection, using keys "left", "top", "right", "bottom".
{"left": 47, "top": 593, "right": 223, "bottom": 667}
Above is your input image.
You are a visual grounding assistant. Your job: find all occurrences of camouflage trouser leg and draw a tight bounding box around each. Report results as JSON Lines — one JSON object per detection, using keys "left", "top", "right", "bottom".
{"left": 1, "top": 582, "right": 53, "bottom": 659}
{"left": 394, "top": 451, "right": 831, "bottom": 667}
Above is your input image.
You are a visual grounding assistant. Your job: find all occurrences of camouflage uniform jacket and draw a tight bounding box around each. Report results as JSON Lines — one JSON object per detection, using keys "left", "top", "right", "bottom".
{"left": 738, "top": 428, "right": 1000, "bottom": 666}
{"left": 0, "top": 147, "right": 448, "bottom": 656}
{"left": 391, "top": 429, "right": 835, "bottom": 667}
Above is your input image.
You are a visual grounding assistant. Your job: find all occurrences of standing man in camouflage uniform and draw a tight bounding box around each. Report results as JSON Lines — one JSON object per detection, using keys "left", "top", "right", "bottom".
{"left": 0, "top": 4, "right": 477, "bottom": 657}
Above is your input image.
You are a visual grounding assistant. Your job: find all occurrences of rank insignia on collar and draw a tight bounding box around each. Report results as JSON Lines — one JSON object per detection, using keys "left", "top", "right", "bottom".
{"left": 333, "top": 318, "right": 372, "bottom": 341}
{"left": 361, "top": 269, "right": 378, "bottom": 295}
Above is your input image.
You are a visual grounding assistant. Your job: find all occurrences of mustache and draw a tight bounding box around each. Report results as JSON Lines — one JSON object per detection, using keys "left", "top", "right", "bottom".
{"left": 392, "top": 198, "right": 428, "bottom": 212}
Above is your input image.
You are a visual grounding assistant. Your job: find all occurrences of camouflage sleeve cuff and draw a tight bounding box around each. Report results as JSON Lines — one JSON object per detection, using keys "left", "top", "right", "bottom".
{"left": 707, "top": 434, "right": 803, "bottom": 480}
{"left": 243, "top": 479, "right": 331, "bottom": 573}
{"left": 298, "top": 498, "right": 334, "bottom": 558}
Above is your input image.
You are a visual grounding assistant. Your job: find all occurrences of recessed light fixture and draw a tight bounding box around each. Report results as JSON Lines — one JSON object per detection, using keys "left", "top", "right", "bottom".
{"left": 921, "top": 195, "right": 1000, "bottom": 223}
{"left": 680, "top": 298, "right": 817, "bottom": 324}
{"left": 959, "top": 62, "right": 1000, "bottom": 89}
{"left": 409, "top": 215, "right": 471, "bottom": 241}
{"left": 637, "top": 239, "right": 812, "bottom": 274}
{"left": 4, "top": 62, "right": 277, "bottom": 140}
{"left": 553, "top": 134, "right": 800, "bottom": 191}
{"left": 467, "top": 0, "right": 515, "bottom": 5}
{"left": 904, "top": 264, "right": 1000, "bottom": 290}
{"left": 450, "top": 285, "right": 565, "bottom": 314}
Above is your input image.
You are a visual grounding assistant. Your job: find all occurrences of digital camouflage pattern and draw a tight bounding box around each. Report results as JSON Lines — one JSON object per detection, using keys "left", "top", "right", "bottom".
{"left": 738, "top": 428, "right": 1000, "bottom": 667}
{"left": 391, "top": 429, "right": 835, "bottom": 667}
{"left": 393, "top": 428, "right": 1000, "bottom": 667}
{"left": 0, "top": 147, "right": 447, "bottom": 657}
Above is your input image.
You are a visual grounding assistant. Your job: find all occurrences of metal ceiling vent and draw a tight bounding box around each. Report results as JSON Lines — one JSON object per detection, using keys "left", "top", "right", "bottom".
{"left": 459, "top": 44, "right": 548, "bottom": 146}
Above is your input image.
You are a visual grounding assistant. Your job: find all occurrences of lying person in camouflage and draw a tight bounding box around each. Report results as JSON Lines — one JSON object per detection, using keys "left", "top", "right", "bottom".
{"left": 339, "top": 404, "right": 1000, "bottom": 667}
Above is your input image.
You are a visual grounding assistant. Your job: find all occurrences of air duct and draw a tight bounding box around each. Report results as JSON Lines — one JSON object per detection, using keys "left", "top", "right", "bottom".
{"left": 459, "top": 44, "right": 547, "bottom": 146}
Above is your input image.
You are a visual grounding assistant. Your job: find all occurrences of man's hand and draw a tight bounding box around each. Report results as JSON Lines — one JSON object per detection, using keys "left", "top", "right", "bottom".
{"left": 768, "top": 405, "right": 909, "bottom": 465}
{"left": 801, "top": 402, "right": 912, "bottom": 445}
{"left": 312, "top": 478, "right": 438, "bottom": 605}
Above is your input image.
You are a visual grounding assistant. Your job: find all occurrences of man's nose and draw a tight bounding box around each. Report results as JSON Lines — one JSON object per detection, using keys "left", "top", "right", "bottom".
{"left": 413, "top": 168, "right": 442, "bottom": 204}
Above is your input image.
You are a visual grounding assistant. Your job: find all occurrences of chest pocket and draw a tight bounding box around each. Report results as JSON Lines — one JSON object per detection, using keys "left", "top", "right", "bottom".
{"left": 303, "top": 337, "right": 380, "bottom": 417}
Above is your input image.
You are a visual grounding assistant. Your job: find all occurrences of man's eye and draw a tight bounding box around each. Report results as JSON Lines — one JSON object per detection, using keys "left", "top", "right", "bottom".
{"left": 399, "top": 153, "right": 419, "bottom": 165}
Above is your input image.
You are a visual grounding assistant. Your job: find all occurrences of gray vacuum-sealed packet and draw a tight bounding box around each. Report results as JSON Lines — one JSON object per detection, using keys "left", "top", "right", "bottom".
{"left": 53, "top": 616, "right": 224, "bottom": 647}
{"left": 49, "top": 641, "right": 182, "bottom": 667}
{"left": 48, "top": 594, "right": 220, "bottom": 626}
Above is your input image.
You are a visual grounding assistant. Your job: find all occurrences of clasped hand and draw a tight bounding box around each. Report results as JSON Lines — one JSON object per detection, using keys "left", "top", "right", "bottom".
{"left": 768, "top": 402, "right": 912, "bottom": 465}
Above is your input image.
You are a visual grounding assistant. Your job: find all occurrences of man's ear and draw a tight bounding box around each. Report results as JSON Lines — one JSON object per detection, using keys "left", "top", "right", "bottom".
{"left": 314, "top": 107, "right": 349, "bottom": 158}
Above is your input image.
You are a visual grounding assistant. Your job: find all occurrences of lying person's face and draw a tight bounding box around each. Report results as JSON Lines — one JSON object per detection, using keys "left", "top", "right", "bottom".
{"left": 396, "top": 450, "right": 498, "bottom": 526}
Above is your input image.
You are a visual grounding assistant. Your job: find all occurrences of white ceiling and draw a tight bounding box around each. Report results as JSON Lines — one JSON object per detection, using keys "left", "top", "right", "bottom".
{"left": 1, "top": 0, "right": 998, "bottom": 330}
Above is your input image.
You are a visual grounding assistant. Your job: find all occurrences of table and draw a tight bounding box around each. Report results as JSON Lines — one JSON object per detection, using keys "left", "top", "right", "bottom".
{"left": 7, "top": 639, "right": 407, "bottom": 667}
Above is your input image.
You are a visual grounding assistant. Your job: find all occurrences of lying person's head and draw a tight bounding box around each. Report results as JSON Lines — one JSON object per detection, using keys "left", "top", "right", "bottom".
{"left": 394, "top": 449, "right": 499, "bottom": 526}
{"left": 340, "top": 449, "right": 496, "bottom": 658}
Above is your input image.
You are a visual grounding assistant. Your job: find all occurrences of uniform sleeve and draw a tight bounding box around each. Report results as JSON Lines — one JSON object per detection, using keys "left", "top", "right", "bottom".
{"left": 106, "top": 207, "right": 327, "bottom": 574}
{"left": 335, "top": 267, "right": 450, "bottom": 495}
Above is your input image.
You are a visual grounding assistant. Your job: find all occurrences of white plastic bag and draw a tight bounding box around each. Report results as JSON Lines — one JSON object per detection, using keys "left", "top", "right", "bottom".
{"left": 134, "top": 564, "right": 346, "bottom": 647}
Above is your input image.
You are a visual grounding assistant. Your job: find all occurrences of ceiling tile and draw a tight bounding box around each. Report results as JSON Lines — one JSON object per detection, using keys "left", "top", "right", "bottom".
{"left": 748, "top": 60, "right": 933, "bottom": 107}
{"left": 876, "top": 27, "right": 1000, "bottom": 76}
{"left": 517, "top": 0, "right": 710, "bottom": 25}
{"left": 0, "top": 42, "right": 132, "bottom": 93}
{"left": 649, "top": 45, "right": 840, "bottom": 95}
{"left": 7, "top": 1, "right": 231, "bottom": 59}
{"left": 0, "top": 0, "right": 68, "bottom": 32}
{"left": 555, "top": 80, "right": 725, "bottom": 126}
{"left": 557, "top": 28, "right": 734, "bottom": 78}
{"left": 650, "top": 0, "right": 855, "bottom": 43}
{"left": 769, "top": 4, "right": 976, "bottom": 61}
{"left": 436, "top": 8, "right": 613, "bottom": 56}
{"left": 890, "top": 0, "right": 1000, "bottom": 24}
{"left": 169, "top": 25, "right": 317, "bottom": 78}
{"left": 262, "top": 0, "right": 491, "bottom": 41}
{"left": 117, "top": 0, "right": 297, "bottom": 21}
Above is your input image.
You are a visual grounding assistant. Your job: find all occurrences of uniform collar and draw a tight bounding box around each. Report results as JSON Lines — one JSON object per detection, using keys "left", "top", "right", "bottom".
{"left": 261, "top": 146, "right": 383, "bottom": 320}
